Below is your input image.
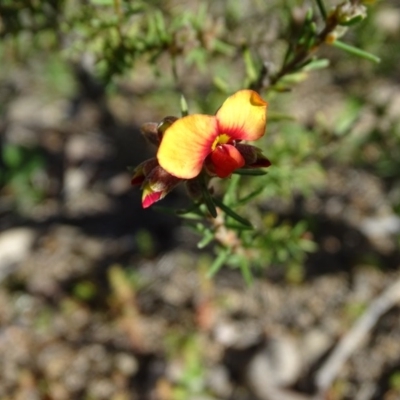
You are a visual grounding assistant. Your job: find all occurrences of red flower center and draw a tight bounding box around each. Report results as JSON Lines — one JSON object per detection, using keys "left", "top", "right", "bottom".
{"left": 209, "top": 144, "right": 245, "bottom": 178}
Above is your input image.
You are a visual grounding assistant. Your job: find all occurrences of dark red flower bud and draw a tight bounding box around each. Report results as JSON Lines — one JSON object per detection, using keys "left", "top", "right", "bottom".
{"left": 140, "top": 123, "right": 160, "bottom": 146}
{"left": 131, "top": 158, "right": 159, "bottom": 186}
{"left": 157, "top": 116, "right": 179, "bottom": 140}
{"left": 236, "top": 144, "right": 271, "bottom": 168}
{"left": 142, "top": 166, "right": 182, "bottom": 208}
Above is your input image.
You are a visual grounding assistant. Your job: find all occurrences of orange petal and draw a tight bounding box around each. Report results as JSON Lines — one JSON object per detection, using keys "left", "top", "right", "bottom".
{"left": 157, "top": 115, "right": 218, "bottom": 179}
{"left": 216, "top": 90, "right": 267, "bottom": 141}
{"left": 210, "top": 144, "right": 245, "bottom": 178}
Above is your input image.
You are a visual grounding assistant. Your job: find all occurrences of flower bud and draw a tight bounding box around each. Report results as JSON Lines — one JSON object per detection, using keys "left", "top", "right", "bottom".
{"left": 131, "top": 158, "right": 159, "bottom": 186}
{"left": 141, "top": 166, "right": 182, "bottom": 208}
{"left": 140, "top": 116, "right": 180, "bottom": 147}
{"left": 236, "top": 144, "right": 272, "bottom": 168}
{"left": 334, "top": 2, "right": 367, "bottom": 26}
{"left": 185, "top": 178, "right": 204, "bottom": 201}
{"left": 140, "top": 123, "right": 160, "bottom": 146}
{"left": 157, "top": 116, "right": 179, "bottom": 140}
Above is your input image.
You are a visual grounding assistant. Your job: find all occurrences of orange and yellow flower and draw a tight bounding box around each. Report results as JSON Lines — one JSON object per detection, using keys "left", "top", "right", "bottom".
{"left": 157, "top": 90, "right": 268, "bottom": 179}
{"left": 132, "top": 89, "right": 270, "bottom": 209}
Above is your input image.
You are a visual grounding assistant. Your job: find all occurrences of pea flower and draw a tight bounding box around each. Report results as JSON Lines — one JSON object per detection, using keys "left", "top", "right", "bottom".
{"left": 131, "top": 90, "right": 270, "bottom": 209}
{"left": 157, "top": 90, "right": 269, "bottom": 179}
{"left": 131, "top": 158, "right": 182, "bottom": 208}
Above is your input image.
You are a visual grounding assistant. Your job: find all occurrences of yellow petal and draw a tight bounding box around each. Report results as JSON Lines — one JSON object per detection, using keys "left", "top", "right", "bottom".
{"left": 157, "top": 114, "right": 218, "bottom": 179}
{"left": 216, "top": 90, "right": 268, "bottom": 141}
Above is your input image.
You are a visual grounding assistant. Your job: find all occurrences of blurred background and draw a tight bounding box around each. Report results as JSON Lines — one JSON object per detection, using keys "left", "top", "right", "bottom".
{"left": 1, "top": 0, "right": 400, "bottom": 399}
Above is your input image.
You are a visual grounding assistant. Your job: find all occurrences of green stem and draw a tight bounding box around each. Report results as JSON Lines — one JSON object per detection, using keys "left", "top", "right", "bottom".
{"left": 239, "top": 259, "right": 253, "bottom": 286}
{"left": 315, "top": 0, "right": 327, "bottom": 20}
{"left": 113, "top": 0, "right": 122, "bottom": 16}
{"left": 199, "top": 173, "right": 217, "bottom": 218}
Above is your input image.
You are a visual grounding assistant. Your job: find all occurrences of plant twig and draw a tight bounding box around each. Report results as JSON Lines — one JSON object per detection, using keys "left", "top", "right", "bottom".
{"left": 269, "top": 15, "right": 337, "bottom": 88}
{"left": 314, "top": 275, "right": 400, "bottom": 399}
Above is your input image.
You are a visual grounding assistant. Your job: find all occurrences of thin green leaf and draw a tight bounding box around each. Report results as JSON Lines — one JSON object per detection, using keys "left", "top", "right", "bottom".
{"left": 207, "top": 248, "right": 231, "bottom": 278}
{"left": 146, "top": 13, "right": 157, "bottom": 44}
{"left": 197, "top": 231, "right": 214, "bottom": 249}
{"left": 314, "top": 0, "right": 327, "bottom": 19}
{"left": 233, "top": 169, "right": 268, "bottom": 176}
{"left": 153, "top": 204, "right": 202, "bottom": 219}
{"left": 237, "top": 186, "right": 265, "bottom": 205}
{"left": 243, "top": 47, "right": 258, "bottom": 84}
{"left": 90, "top": 0, "right": 113, "bottom": 5}
{"left": 176, "top": 202, "right": 202, "bottom": 215}
{"left": 309, "top": 21, "right": 317, "bottom": 35}
{"left": 193, "top": 2, "right": 207, "bottom": 29}
{"left": 180, "top": 94, "right": 189, "bottom": 117}
{"left": 213, "top": 197, "right": 253, "bottom": 228}
{"left": 332, "top": 40, "right": 380, "bottom": 64}
{"left": 267, "top": 112, "right": 296, "bottom": 122}
{"left": 339, "top": 15, "right": 365, "bottom": 27}
{"left": 203, "top": 196, "right": 217, "bottom": 218}
{"left": 213, "top": 39, "right": 235, "bottom": 56}
{"left": 179, "top": 214, "right": 204, "bottom": 221}
{"left": 305, "top": 8, "right": 313, "bottom": 22}
{"left": 224, "top": 223, "right": 254, "bottom": 231}
{"left": 200, "top": 178, "right": 217, "bottom": 218}
{"left": 213, "top": 76, "right": 230, "bottom": 93}
{"left": 302, "top": 58, "right": 330, "bottom": 72}
{"left": 279, "top": 71, "right": 308, "bottom": 85}
{"left": 298, "top": 23, "right": 316, "bottom": 50}
{"left": 154, "top": 10, "right": 168, "bottom": 43}
{"left": 224, "top": 174, "right": 240, "bottom": 205}
{"left": 239, "top": 258, "right": 253, "bottom": 286}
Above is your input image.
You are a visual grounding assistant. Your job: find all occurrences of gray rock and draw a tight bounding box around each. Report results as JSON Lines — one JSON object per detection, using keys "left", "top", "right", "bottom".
{"left": 0, "top": 228, "right": 36, "bottom": 282}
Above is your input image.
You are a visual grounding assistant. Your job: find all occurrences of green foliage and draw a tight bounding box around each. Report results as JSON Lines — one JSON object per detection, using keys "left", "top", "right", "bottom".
{"left": 73, "top": 280, "right": 98, "bottom": 301}
{"left": 1, "top": 0, "right": 391, "bottom": 282}
{"left": 0, "top": 144, "right": 46, "bottom": 210}
{"left": 135, "top": 229, "right": 156, "bottom": 258}
{"left": 163, "top": 331, "right": 211, "bottom": 399}
{"left": 389, "top": 371, "right": 400, "bottom": 392}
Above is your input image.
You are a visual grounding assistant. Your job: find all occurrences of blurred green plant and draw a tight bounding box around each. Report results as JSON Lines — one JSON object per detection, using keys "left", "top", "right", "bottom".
{"left": 0, "top": 0, "right": 385, "bottom": 281}
{"left": 73, "top": 280, "right": 98, "bottom": 301}
{"left": 0, "top": 143, "right": 46, "bottom": 210}
{"left": 164, "top": 333, "right": 209, "bottom": 400}
{"left": 389, "top": 371, "right": 400, "bottom": 394}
